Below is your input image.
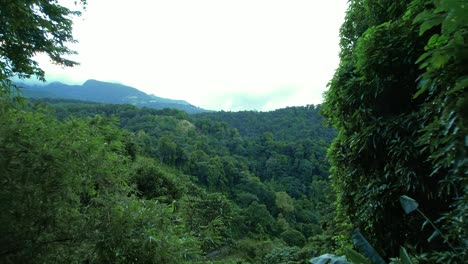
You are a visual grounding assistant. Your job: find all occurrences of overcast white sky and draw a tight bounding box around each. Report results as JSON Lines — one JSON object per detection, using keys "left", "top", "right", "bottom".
{"left": 36, "top": 0, "right": 348, "bottom": 111}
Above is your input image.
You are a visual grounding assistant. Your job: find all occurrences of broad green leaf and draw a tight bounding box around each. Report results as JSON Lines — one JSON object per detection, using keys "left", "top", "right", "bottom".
{"left": 415, "top": 52, "right": 431, "bottom": 64}
{"left": 425, "top": 34, "right": 448, "bottom": 50}
{"left": 431, "top": 51, "right": 450, "bottom": 68}
{"left": 414, "top": 10, "right": 432, "bottom": 23}
{"left": 351, "top": 231, "right": 386, "bottom": 264}
{"left": 399, "top": 247, "right": 413, "bottom": 264}
{"left": 427, "top": 34, "right": 441, "bottom": 47}
{"left": 344, "top": 248, "right": 371, "bottom": 264}
{"left": 442, "top": 11, "right": 457, "bottom": 35}
{"left": 310, "top": 254, "right": 349, "bottom": 264}
{"left": 400, "top": 195, "right": 419, "bottom": 214}
{"left": 419, "top": 16, "right": 443, "bottom": 36}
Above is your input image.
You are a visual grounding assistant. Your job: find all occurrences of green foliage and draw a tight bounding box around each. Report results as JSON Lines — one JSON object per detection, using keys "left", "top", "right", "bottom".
{"left": 343, "top": 248, "right": 371, "bottom": 264}
{"left": 88, "top": 197, "right": 200, "bottom": 263}
{"left": 195, "top": 105, "right": 336, "bottom": 146}
{"left": 0, "top": 0, "right": 85, "bottom": 81}
{"left": 129, "top": 157, "right": 183, "bottom": 201}
{"left": 157, "top": 135, "right": 178, "bottom": 165}
{"left": 398, "top": 246, "right": 414, "bottom": 264}
{"left": 23, "top": 98, "right": 339, "bottom": 262}
{"left": 234, "top": 239, "right": 284, "bottom": 263}
{"left": 280, "top": 229, "right": 306, "bottom": 247}
{"left": 0, "top": 0, "right": 342, "bottom": 262}
{"left": 181, "top": 192, "right": 233, "bottom": 253}
{"left": 262, "top": 246, "right": 300, "bottom": 264}
{"left": 275, "top": 191, "right": 295, "bottom": 213}
{"left": 351, "top": 231, "right": 386, "bottom": 264}
{"left": 324, "top": 0, "right": 467, "bottom": 261}
{"left": 2, "top": 11, "right": 338, "bottom": 258}
{"left": 0, "top": 104, "right": 202, "bottom": 263}
{"left": 243, "top": 202, "right": 275, "bottom": 235}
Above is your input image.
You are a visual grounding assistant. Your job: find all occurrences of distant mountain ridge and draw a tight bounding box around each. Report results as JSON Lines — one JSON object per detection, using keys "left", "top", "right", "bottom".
{"left": 17, "top": 79, "right": 208, "bottom": 114}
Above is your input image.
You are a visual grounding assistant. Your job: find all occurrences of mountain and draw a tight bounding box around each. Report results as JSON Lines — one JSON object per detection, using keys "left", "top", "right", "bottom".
{"left": 17, "top": 79, "right": 208, "bottom": 114}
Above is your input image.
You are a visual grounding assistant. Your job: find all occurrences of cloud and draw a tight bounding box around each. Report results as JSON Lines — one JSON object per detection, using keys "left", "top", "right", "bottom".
{"left": 34, "top": 0, "right": 348, "bottom": 111}
{"left": 202, "top": 85, "right": 301, "bottom": 111}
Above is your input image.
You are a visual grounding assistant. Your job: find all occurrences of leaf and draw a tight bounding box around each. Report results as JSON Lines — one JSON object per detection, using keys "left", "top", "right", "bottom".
{"left": 399, "top": 247, "right": 413, "bottom": 264}
{"left": 421, "top": 219, "right": 430, "bottom": 231}
{"left": 413, "top": 78, "right": 430, "bottom": 98}
{"left": 414, "top": 10, "right": 432, "bottom": 24}
{"left": 415, "top": 52, "right": 431, "bottom": 64}
{"left": 344, "top": 248, "right": 371, "bottom": 264}
{"left": 424, "top": 34, "right": 448, "bottom": 50}
{"left": 431, "top": 51, "right": 449, "bottom": 68}
{"left": 442, "top": 11, "right": 458, "bottom": 35}
{"left": 444, "top": 115, "right": 457, "bottom": 135}
{"left": 453, "top": 30, "right": 464, "bottom": 46}
{"left": 310, "top": 254, "right": 349, "bottom": 264}
{"left": 400, "top": 195, "right": 419, "bottom": 214}
{"left": 419, "top": 16, "right": 443, "bottom": 36}
{"left": 351, "top": 231, "right": 386, "bottom": 264}
{"left": 426, "top": 34, "right": 440, "bottom": 49}
{"left": 448, "top": 76, "right": 468, "bottom": 95}
{"left": 428, "top": 230, "right": 440, "bottom": 242}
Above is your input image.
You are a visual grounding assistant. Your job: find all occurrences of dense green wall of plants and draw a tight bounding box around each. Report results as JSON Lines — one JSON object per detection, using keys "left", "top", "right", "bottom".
{"left": 323, "top": 0, "right": 467, "bottom": 261}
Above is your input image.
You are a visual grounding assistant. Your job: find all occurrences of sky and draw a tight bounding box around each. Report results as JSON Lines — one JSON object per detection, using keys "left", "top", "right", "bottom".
{"left": 35, "top": 0, "right": 348, "bottom": 111}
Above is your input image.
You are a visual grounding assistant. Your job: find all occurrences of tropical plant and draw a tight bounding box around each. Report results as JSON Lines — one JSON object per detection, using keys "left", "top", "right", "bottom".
{"left": 323, "top": 0, "right": 466, "bottom": 260}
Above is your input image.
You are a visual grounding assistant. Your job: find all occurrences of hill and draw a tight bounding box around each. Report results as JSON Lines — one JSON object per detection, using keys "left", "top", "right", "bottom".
{"left": 194, "top": 105, "right": 336, "bottom": 143}
{"left": 17, "top": 79, "right": 208, "bottom": 114}
{"left": 3, "top": 92, "right": 338, "bottom": 263}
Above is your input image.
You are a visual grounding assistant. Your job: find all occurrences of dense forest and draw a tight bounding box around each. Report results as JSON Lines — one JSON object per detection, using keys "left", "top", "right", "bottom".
{"left": 323, "top": 0, "right": 466, "bottom": 263}
{"left": 2, "top": 98, "right": 337, "bottom": 263}
{"left": 1, "top": 0, "right": 466, "bottom": 264}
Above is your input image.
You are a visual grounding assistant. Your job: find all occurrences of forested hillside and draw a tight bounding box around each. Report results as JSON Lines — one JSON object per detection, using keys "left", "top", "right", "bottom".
{"left": 1, "top": 0, "right": 466, "bottom": 263}
{"left": 2, "top": 96, "right": 337, "bottom": 263}
{"left": 195, "top": 106, "right": 336, "bottom": 143}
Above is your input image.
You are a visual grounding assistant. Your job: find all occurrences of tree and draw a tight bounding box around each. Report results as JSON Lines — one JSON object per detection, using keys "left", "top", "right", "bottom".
{"left": 243, "top": 202, "right": 275, "bottom": 235}
{"left": 0, "top": 111, "right": 132, "bottom": 261}
{"left": 0, "top": 2, "right": 205, "bottom": 262}
{"left": 0, "top": 0, "right": 85, "bottom": 82}
{"left": 157, "top": 135, "right": 177, "bottom": 165}
{"left": 181, "top": 192, "right": 233, "bottom": 253}
{"left": 323, "top": 0, "right": 466, "bottom": 261}
{"left": 129, "top": 157, "right": 182, "bottom": 201}
{"left": 280, "top": 229, "right": 306, "bottom": 247}
{"left": 275, "top": 191, "right": 295, "bottom": 214}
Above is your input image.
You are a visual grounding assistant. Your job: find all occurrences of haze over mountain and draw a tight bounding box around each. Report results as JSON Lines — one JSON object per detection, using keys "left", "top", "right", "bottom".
{"left": 17, "top": 79, "right": 208, "bottom": 114}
